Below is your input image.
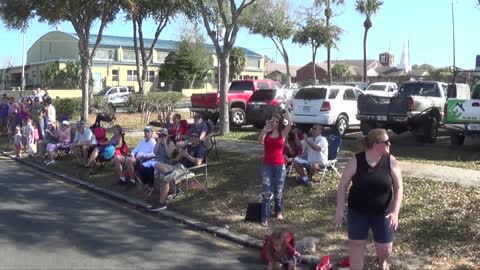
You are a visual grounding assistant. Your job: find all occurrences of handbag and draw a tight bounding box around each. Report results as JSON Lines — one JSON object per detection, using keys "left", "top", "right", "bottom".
{"left": 244, "top": 202, "right": 262, "bottom": 223}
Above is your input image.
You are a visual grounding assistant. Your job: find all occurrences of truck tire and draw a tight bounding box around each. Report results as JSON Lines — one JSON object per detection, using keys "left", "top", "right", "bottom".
{"left": 230, "top": 108, "right": 246, "bottom": 128}
{"left": 335, "top": 115, "right": 349, "bottom": 136}
{"left": 360, "top": 121, "right": 375, "bottom": 135}
{"left": 423, "top": 117, "right": 438, "bottom": 143}
{"left": 450, "top": 134, "right": 465, "bottom": 146}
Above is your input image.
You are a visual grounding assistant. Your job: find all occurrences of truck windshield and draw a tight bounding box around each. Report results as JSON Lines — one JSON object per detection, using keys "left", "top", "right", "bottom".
{"left": 398, "top": 83, "right": 440, "bottom": 97}
{"left": 294, "top": 88, "right": 327, "bottom": 99}
{"left": 229, "top": 81, "right": 254, "bottom": 92}
{"left": 250, "top": 89, "right": 276, "bottom": 101}
{"left": 366, "top": 84, "right": 386, "bottom": 91}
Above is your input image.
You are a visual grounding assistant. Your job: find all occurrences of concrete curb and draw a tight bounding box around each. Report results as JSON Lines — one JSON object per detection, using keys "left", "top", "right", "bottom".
{"left": 0, "top": 150, "right": 324, "bottom": 267}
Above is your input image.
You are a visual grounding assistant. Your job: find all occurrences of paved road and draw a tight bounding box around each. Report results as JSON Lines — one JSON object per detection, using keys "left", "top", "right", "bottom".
{"left": 0, "top": 156, "right": 265, "bottom": 269}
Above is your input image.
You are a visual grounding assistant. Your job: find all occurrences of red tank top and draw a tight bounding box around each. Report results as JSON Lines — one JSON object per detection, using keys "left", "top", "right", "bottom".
{"left": 263, "top": 133, "right": 285, "bottom": 165}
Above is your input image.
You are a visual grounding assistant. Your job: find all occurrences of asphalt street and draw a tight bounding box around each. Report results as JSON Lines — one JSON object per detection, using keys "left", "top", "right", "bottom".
{"left": 0, "top": 156, "right": 265, "bottom": 269}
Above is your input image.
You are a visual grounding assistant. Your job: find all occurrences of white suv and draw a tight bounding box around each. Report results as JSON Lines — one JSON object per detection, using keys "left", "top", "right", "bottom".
{"left": 95, "top": 86, "right": 133, "bottom": 108}
{"left": 364, "top": 82, "right": 398, "bottom": 97}
{"left": 292, "top": 85, "right": 364, "bottom": 136}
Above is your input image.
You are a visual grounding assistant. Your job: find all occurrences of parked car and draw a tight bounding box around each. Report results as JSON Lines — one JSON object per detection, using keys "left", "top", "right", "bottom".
{"left": 356, "top": 81, "right": 466, "bottom": 142}
{"left": 292, "top": 85, "right": 365, "bottom": 136}
{"left": 95, "top": 86, "right": 133, "bottom": 108}
{"left": 341, "top": 81, "right": 369, "bottom": 91}
{"left": 444, "top": 82, "right": 477, "bottom": 145}
{"left": 364, "top": 82, "right": 398, "bottom": 97}
{"left": 246, "top": 88, "right": 288, "bottom": 129}
{"left": 190, "top": 79, "right": 282, "bottom": 127}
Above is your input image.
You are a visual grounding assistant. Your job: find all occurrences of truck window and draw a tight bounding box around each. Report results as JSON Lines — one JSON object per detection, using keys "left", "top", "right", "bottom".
{"left": 295, "top": 88, "right": 327, "bottom": 100}
{"left": 250, "top": 89, "right": 276, "bottom": 101}
{"left": 366, "top": 84, "right": 385, "bottom": 91}
{"left": 257, "top": 82, "right": 269, "bottom": 89}
{"left": 398, "top": 83, "right": 441, "bottom": 97}
{"left": 229, "top": 81, "right": 254, "bottom": 92}
{"left": 343, "top": 89, "right": 356, "bottom": 100}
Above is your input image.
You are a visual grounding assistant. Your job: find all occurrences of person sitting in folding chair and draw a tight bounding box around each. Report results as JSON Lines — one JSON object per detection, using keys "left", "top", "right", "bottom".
{"left": 283, "top": 128, "right": 304, "bottom": 170}
{"left": 138, "top": 128, "right": 176, "bottom": 197}
{"left": 85, "top": 124, "right": 124, "bottom": 168}
{"left": 44, "top": 120, "right": 72, "bottom": 166}
{"left": 175, "top": 113, "right": 209, "bottom": 149}
{"left": 113, "top": 126, "right": 156, "bottom": 187}
{"left": 71, "top": 121, "right": 97, "bottom": 167}
{"left": 292, "top": 124, "right": 328, "bottom": 186}
{"left": 147, "top": 131, "right": 206, "bottom": 211}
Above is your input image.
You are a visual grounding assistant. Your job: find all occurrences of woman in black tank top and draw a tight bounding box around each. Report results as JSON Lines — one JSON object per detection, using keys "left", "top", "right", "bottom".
{"left": 334, "top": 129, "right": 404, "bottom": 270}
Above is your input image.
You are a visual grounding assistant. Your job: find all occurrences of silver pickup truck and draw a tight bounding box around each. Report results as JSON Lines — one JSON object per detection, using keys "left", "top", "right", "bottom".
{"left": 356, "top": 81, "right": 450, "bottom": 142}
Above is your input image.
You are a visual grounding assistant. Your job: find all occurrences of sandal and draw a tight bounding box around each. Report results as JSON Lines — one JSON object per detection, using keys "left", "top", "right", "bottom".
{"left": 276, "top": 213, "right": 284, "bottom": 220}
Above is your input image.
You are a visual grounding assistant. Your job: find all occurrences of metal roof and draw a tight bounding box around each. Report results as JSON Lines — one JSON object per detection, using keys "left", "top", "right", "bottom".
{"left": 70, "top": 33, "right": 263, "bottom": 58}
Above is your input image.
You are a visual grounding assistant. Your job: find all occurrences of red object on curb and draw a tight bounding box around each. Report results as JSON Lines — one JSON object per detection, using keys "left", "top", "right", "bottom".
{"left": 340, "top": 256, "right": 350, "bottom": 267}
{"left": 316, "top": 255, "right": 331, "bottom": 270}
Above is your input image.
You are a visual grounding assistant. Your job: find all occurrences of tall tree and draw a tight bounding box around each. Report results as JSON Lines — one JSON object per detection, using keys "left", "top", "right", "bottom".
{"left": 315, "top": 0, "right": 344, "bottom": 85}
{"left": 229, "top": 47, "right": 246, "bottom": 80}
{"left": 241, "top": 0, "right": 294, "bottom": 86}
{"left": 122, "top": 0, "right": 193, "bottom": 95}
{"left": 196, "top": 0, "right": 256, "bottom": 135}
{"left": 355, "top": 0, "right": 383, "bottom": 83}
{"left": 0, "top": 0, "right": 120, "bottom": 121}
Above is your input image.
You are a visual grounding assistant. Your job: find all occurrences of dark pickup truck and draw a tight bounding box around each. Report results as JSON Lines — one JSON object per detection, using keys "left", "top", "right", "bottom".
{"left": 356, "top": 81, "right": 450, "bottom": 142}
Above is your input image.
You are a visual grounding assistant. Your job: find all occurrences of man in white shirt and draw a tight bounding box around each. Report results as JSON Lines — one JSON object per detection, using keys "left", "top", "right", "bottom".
{"left": 293, "top": 124, "right": 328, "bottom": 185}
{"left": 113, "top": 126, "right": 156, "bottom": 186}
{"left": 71, "top": 121, "right": 97, "bottom": 167}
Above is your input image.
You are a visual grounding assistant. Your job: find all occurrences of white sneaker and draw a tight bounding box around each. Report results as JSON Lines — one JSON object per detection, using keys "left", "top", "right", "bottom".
{"left": 46, "top": 160, "right": 56, "bottom": 166}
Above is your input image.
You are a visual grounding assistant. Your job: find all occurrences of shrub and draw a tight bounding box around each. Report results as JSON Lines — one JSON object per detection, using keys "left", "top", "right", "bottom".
{"left": 54, "top": 97, "right": 82, "bottom": 119}
{"left": 89, "top": 96, "right": 108, "bottom": 113}
{"left": 129, "top": 92, "right": 184, "bottom": 124}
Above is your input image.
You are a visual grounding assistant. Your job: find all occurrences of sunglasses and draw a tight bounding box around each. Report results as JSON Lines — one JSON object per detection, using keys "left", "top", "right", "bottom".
{"left": 377, "top": 139, "right": 391, "bottom": 145}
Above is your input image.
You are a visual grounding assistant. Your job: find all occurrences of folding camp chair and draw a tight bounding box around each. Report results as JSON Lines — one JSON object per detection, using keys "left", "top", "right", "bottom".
{"left": 319, "top": 133, "right": 342, "bottom": 181}
{"left": 175, "top": 157, "right": 208, "bottom": 194}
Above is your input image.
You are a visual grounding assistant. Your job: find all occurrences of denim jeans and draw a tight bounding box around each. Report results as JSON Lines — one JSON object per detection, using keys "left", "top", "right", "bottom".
{"left": 36, "top": 116, "right": 45, "bottom": 139}
{"left": 260, "top": 164, "right": 286, "bottom": 222}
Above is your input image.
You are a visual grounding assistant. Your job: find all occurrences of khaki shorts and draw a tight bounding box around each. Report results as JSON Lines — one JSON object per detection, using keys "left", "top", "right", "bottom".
{"left": 159, "top": 163, "right": 188, "bottom": 183}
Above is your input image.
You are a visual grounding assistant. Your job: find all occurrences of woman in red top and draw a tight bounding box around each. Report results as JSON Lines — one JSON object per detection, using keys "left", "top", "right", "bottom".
{"left": 168, "top": 113, "right": 188, "bottom": 142}
{"left": 258, "top": 111, "right": 292, "bottom": 227}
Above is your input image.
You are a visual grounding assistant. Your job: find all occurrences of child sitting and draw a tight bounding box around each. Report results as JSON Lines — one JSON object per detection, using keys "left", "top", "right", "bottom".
{"left": 13, "top": 126, "right": 23, "bottom": 158}
{"left": 261, "top": 228, "right": 301, "bottom": 270}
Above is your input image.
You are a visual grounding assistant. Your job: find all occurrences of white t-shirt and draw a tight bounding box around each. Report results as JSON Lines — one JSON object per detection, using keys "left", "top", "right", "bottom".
{"left": 306, "top": 135, "right": 328, "bottom": 165}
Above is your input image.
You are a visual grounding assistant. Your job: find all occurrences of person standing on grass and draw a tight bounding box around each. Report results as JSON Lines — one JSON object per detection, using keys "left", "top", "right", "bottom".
{"left": 335, "top": 128, "right": 403, "bottom": 270}
{"left": 44, "top": 97, "right": 56, "bottom": 130}
{"left": 0, "top": 94, "right": 9, "bottom": 135}
{"left": 30, "top": 97, "right": 45, "bottom": 139}
{"left": 258, "top": 111, "right": 292, "bottom": 227}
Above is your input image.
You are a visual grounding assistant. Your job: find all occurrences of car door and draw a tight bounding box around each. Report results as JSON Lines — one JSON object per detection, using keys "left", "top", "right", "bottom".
{"left": 342, "top": 88, "right": 358, "bottom": 125}
{"left": 107, "top": 88, "right": 118, "bottom": 103}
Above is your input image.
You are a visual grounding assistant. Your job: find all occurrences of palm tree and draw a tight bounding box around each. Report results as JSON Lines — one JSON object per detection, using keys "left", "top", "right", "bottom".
{"left": 355, "top": 0, "right": 383, "bottom": 83}
{"left": 315, "top": 0, "right": 344, "bottom": 85}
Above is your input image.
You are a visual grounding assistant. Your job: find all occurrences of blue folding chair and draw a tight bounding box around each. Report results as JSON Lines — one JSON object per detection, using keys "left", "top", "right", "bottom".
{"left": 319, "top": 133, "right": 342, "bottom": 181}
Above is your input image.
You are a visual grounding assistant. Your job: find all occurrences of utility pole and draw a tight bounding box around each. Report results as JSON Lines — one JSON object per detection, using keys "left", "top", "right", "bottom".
{"left": 451, "top": 2, "right": 456, "bottom": 83}
{"left": 21, "top": 31, "right": 26, "bottom": 91}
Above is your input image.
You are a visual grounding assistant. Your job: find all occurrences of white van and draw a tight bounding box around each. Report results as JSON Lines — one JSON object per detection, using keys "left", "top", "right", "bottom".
{"left": 95, "top": 86, "right": 133, "bottom": 107}
{"left": 364, "top": 82, "right": 398, "bottom": 97}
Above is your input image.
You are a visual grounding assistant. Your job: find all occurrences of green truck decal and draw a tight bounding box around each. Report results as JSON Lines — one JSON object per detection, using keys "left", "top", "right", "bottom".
{"left": 447, "top": 99, "right": 480, "bottom": 123}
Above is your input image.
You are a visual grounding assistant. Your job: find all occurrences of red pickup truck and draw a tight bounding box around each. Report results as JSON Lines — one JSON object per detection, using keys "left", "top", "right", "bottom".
{"left": 190, "top": 79, "right": 282, "bottom": 127}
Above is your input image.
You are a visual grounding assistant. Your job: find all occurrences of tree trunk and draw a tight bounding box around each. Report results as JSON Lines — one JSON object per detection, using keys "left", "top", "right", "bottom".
{"left": 219, "top": 54, "right": 230, "bottom": 135}
{"left": 363, "top": 27, "right": 368, "bottom": 83}
{"left": 326, "top": 15, "right": 332, "bottom": 85}
{"left": 80, "top": 58, "right": 91, "bottom": 122}
{"left": 312, "top": 45, "right": 317, "bottom": 84}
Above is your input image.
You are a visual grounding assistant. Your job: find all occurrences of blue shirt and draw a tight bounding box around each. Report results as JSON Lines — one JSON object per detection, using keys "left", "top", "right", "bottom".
{"left": 0, "top": 101, "right": 9, "bottom": 117}
{"left": 180, "top": 143, "right": 206, "bottom": 168}
{"left": 188, "top": 122, "right": 209, "bottom": 138}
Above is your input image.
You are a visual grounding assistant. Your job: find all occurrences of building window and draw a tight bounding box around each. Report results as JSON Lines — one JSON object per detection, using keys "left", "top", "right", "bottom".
{"left": 127, "top": 70, "right": 138, "bottom": 81}
{"left": 112, "top": 70, "right": 119, "bottom": 81}
{"left": 246, "top": 59, "right": 260, "bottom": 68}
{"left": 148, "top": 70, "right": 155, "bottom": 82}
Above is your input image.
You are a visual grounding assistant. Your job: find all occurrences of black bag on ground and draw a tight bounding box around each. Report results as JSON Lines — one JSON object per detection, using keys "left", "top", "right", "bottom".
{"left": 244, "top": 202, "right": 262, "bottom": 223}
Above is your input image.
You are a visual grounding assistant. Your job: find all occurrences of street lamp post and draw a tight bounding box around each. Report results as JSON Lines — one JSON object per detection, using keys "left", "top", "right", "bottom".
{"left": 21, "top": 31, "right": 26, "bottom": 91}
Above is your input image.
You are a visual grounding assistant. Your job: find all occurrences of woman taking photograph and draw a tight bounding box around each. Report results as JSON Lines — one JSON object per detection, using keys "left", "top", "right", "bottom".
{"left": 258, "top": 111, "right": 292, "bottom": 227}
{"left": 335, "top": 129, "right": 403, "bottom": 270}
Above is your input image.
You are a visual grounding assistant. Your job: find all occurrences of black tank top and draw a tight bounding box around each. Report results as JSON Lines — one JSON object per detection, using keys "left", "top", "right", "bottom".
{"left": 348, "top": 152, "right": 394, "bottom": 215}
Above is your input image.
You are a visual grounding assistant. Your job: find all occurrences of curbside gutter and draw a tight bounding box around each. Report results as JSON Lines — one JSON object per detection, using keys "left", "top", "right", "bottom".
{"left": 0, "top": 150, "right": 322, "bottom": 267}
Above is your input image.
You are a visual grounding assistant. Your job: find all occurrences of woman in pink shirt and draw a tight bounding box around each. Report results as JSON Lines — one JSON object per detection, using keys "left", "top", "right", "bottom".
{"left": 258, "top": 111, "right": 292, "bottom": 227}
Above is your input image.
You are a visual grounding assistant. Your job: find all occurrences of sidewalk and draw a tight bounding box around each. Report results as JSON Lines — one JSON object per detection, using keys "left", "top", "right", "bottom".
{"left": 217, "top": 139, "right": 480, "bottom": 187}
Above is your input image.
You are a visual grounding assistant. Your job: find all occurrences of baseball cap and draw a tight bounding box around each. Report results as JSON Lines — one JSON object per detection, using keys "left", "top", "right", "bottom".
{"left": 144, "top": 126, "right": 153, "bottom": 132}
{"left": 103, "top": 145, "right": 115, "bottom": 160}
{"left": 61, "top": 120, "right": 70, "bottom": 126}
{"left": 158, "top": 128, "right": 169, "bottom": 137}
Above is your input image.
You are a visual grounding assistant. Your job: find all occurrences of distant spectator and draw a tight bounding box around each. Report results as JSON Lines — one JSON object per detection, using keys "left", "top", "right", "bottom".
{"left": 168, "top": 113, "right": 188, "bottom": 142}
{"left": 71, "top": 121, "right": 97, "bottom": 167}
{"left": 30, "top": 97, "right": 45, "bottom": 139}
{"left": 13, "top": 126, "right": 23, "bottom": 158}
{"left": 147, "top": 131, "right": 206, "bottom": 211}
{"left": 21, "top": 118, "right": 35, "bottom": 156}
{"left": 0, "top": 94, "right": 9, "bottom": 135}
{"left": 85, "top": 124, "right": 124, "bottom": 168}
{"left": 8, "top": 97, "right": 20, "bottom": 134}
{"left": 175, "top": 113, "right": 209, "bottom": 149}
{"left": 44, "top": 120, "right": 72, "bottom": 166}
{"left": 42, "top": 87, "right": 50, "bottom": 102}
{"left": 283, "top": 128, "right": 304, "bottom": 162}
{"left": 113, "top": 126, "right": 156, "bottom": 187}
{"left": 293, "top": 124, "right": 328, "bottom": 186}
{"left": 44, "top": 97, "right": 56, "bottom": 129}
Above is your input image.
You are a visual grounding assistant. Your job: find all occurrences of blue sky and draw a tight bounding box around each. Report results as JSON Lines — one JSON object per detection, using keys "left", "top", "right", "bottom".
{"left": 1, "top": 0, "right": 479, "bottom": 69}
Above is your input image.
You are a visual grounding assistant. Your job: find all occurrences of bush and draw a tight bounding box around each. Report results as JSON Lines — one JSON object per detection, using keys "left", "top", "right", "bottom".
{"left": 129, "top": 92, "right": 184, "bottom": 124}
{"left": 89, "top": 96, "right": 108, "bottom": 113}
{"left": 54, "top": 98, "right": 82, "bottom": 119}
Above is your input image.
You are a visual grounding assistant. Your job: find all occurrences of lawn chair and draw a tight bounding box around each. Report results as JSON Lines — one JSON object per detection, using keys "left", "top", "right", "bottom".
{"left": 175, "top": 157, "right": 208, "bottom": 194}
{"left": 203, "top": 130, "right": 219, "bottom": 161}
{"left": 319, "top": 133, "right": 342, "bottom": 181}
